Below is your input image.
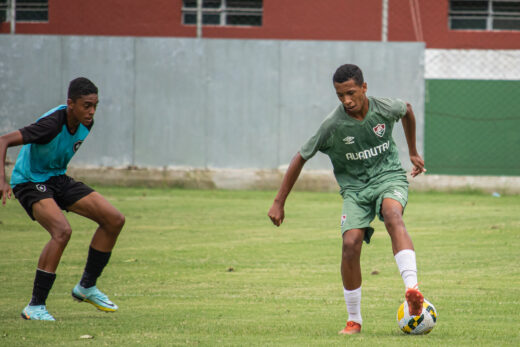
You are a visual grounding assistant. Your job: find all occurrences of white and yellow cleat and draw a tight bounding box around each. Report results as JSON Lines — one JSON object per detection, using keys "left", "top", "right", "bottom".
{"left": 72, "top": 283, "right": 118, "bottom": 312}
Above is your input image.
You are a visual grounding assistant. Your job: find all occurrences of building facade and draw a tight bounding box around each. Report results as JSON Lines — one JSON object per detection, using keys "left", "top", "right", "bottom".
{"left": 1, "top": 1, "right": 519, "bottom": 49}
{"left": 1, "top": 0, "right": 519, "bottom": 176}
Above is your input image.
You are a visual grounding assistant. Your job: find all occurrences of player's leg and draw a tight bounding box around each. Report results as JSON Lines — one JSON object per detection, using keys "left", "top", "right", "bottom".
{"left": 338, "top": 193, "right": 374, "bottom": 335}
{"left": 380, "top": 198, "right": 413, "bottom": 255}
{"left": 66, "top": 190, "right": 125, "bottom": 312}
{"left": 32, "top": 198, "right": 74, "bottom": 272}
{"left": 379, "top": 192, "right": 423, "bottom": 315}
{"left": 22, "top": 198, "right": 73, "bottom": 321}
{"left": 338, "top": 228, "right": 364, "bottom": 334}
{"left": 341, "top": 228, "right": 365, "bottom": 290}
{"left": 68, "top": 191, "right": 125, "bottom": 252}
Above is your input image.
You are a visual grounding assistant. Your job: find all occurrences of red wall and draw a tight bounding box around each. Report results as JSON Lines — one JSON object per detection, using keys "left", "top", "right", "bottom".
{"left": 1, "top": 0, "right": 519, "bottom": 49}
{"left": 1, "top": 0, "right": 193, "bottom": 37}
{"left": 389, "top": 0, "right": 520, "bottom": 49}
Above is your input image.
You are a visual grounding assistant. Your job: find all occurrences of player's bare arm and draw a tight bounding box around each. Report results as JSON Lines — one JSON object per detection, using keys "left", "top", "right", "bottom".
{"left": 401, "top": 103, "right": 426, "bottom": 177}
{"left": 0, "top": 130, "right": 23, "bottom": 205}
{"left": 268, "top": 152, "right": 307, "bottom": 226}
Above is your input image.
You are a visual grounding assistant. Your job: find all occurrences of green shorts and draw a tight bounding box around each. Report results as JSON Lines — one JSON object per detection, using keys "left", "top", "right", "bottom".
{"left": 340, "top": 179, "right": 408, "bottom": 244}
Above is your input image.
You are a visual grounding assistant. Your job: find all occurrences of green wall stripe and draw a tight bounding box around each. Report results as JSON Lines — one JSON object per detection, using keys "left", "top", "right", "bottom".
{"left": 425, "top": 79, "right": 520, "bottom": 176}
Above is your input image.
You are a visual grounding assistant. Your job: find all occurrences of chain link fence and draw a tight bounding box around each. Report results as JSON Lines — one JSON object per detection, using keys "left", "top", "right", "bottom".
{"left": 1, "top": 0, "right": 519, "bottom": 177}
{"left": 182, "top": 0, "right": 520, "bottom": 176}
{"left": 388, "top": 0, "right": 520, "bottom": 176}
{"left": 424, "top": 49, "right": 520, "bottom": 176}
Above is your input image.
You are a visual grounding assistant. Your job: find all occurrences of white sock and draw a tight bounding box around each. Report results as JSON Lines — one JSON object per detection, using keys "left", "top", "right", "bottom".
{"left": 343, "top": 287, "right": 362, "bottom": 325}
{"left": 394, "top": 249, "right": 418, "bottom": 289}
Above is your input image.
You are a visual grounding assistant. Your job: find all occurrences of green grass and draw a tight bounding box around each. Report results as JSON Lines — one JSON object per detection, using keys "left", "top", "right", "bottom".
{"left": 0, "top": 188, "right": 519, "bottom": 346}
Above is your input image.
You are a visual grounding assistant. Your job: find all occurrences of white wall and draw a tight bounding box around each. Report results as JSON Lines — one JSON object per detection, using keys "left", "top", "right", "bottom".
{"left": 0, "top": 35, "right": 425, "bottom": 171}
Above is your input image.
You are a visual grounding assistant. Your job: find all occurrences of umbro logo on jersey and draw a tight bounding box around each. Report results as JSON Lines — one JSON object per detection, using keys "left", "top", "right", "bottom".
{"left": 343, "top": 136, "right": 355, "bottom": 145}
{"left": 373, "top": 123, "right": 386, "bottom": 137}
{"left": 73, "top": 140, "right": 83, "bottom": 152}
{"left": 35, "top": 184, "right": 47, "bottom": 193}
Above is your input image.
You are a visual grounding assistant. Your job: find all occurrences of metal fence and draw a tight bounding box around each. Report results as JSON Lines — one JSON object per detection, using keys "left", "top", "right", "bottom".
{"left": 390, "top": 0, "right": 520, "bottom": 176}
{"left": 424, "top": 49, "right": 520, "bottom": 176}
{"left": 1, "top": 0, "right": 519, "bottom": 177}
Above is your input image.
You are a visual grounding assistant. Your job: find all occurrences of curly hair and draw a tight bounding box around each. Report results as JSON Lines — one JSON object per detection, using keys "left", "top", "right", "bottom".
{"left": 332, "top": 64, "right": 364, "bottom": 86}
{"left": 68, "top": 77, "right": 98, "bottom": 101}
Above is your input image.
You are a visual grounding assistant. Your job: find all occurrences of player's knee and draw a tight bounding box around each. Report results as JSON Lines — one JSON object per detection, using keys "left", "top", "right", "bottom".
{"left": 342, "top": 237, "right": 362, "bottom": 261}
{"left": 52, "top": 225, "right": 72, "bottom": 246}
{"left": 108, "top": 211, "right": 125, "bottom": 232}
{"left": 383, "top": 209, "right": 403, "bottom": 227}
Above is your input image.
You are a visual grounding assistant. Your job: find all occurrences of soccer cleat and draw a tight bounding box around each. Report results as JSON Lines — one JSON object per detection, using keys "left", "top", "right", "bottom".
{"left": 72, "top": 283, "right": 118, "bottom": 312}
{"left": 405, "top": 286, "right": 424, "bottom": 316}
{"left": 21, "top": 304, "right": 56, "bottom": 321}
{"left": 338, "top": 321, "right": 362, "bottom": 335}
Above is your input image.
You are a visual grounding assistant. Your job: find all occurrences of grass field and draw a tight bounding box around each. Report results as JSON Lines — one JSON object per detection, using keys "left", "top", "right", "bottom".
{"left": 0, "top": 187, "right": 519, "bottom": 346}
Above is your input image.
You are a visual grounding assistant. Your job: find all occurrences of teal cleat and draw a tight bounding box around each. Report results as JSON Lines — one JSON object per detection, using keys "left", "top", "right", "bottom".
{"left": 72, "top": 283, "right": 118, "bottom": 312}
{"left": 21, "top": 305, "right": 56, "bottom": 321}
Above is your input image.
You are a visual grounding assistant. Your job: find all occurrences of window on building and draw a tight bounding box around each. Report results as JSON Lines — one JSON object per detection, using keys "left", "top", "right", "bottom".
{"left": 0, "top": 0, "right": 48, "bottom": 22}
{"left": 182, "top": 0, "right": 262, "bottom": 27}
{"left": 449, "top": 0, "right": 520, "bottom": 31}
{"left": 0, "top": 0, "right": 7, "bottom": 21}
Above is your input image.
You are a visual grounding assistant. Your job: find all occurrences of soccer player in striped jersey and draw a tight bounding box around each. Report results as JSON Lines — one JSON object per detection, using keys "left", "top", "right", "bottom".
{"left": 268, "top": 64, "right": 426, "bottom": 335}
{"left": 0, "top": 77, "right": 125, "bottom": 321}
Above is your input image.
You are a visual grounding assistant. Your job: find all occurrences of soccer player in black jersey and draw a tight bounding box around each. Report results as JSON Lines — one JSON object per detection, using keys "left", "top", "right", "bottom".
{"left": 0, "top": 77, "right": 125, "bottom": 321}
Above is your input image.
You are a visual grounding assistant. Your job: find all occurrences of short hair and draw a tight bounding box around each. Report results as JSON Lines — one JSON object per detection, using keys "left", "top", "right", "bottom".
{"left": 332, "top": 64, "right": 364, "bottom": 86}
{"left": 68, "top": 77, "right": 98, "bottom": 101}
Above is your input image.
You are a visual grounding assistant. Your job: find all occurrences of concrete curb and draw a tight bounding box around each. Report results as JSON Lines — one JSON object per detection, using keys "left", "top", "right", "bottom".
{"left": 67, "top": 166, "right": 520, "bottom": 194}
{"left": 6, "top": 164, "right": 520, "bottom": 194}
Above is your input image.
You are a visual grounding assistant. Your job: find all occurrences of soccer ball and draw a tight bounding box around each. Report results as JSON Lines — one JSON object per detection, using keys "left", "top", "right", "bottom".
{"left": 396, "top": 298, "right": 437, "bottom": 334}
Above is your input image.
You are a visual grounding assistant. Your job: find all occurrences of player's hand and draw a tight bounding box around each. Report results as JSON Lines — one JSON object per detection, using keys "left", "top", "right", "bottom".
{"left": 410, "top": 154, "right": 426, "bottom": 177}
{"left": 268, "top": 201, "right": 285, "bottom": 226}
{"left": 0, "top": 179, "right": 12, "bottom": 205}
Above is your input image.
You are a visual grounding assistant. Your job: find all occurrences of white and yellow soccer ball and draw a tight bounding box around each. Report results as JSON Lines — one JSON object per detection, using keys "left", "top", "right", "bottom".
{"left": 397, "top": 298, "right": 437, "bottom": 334}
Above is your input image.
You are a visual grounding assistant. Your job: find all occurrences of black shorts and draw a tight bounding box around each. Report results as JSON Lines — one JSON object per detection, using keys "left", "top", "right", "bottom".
{"left": 12, "top": 175, "right": 94, "bottom": 220}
